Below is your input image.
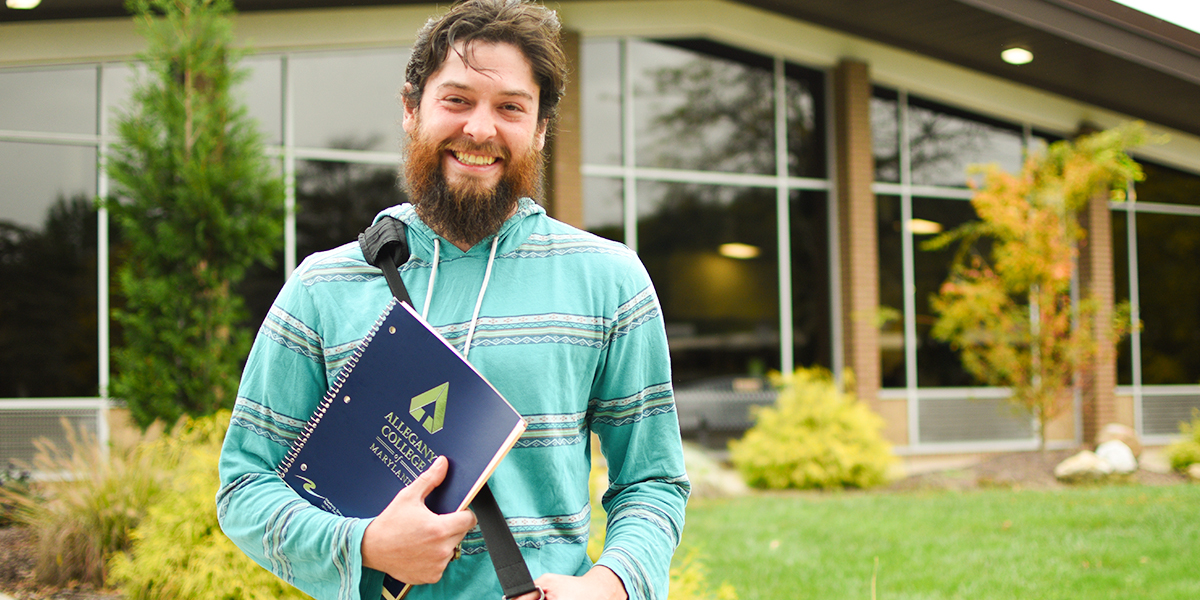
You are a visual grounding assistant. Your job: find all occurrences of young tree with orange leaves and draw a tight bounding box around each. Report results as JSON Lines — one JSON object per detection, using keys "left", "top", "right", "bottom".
{"left": 925, "top": 123, "right": 1150, "bottom": 449}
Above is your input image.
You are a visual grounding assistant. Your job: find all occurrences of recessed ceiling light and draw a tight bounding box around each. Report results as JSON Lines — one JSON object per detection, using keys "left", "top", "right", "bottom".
{"left": 6, "top": 0, "right": 42, "bottom": 8}
{"left": 1001, "top": 45, "right": 1034, "bottom": 65}
{"left": 907, "top": 219, "right": 943, "bottom": 235}
{"left": 719, "top": 243, "right": 761, "bottom": 260}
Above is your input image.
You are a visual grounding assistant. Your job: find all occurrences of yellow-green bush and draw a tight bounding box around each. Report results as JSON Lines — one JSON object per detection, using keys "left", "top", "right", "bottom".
{"left": 730, "top": 367, "right": 894, "bottom": 489}
{"left": 1165, "top": 409, "right": 1200, "bottom": 473}
{"left": 108, "top": 411, "right": 307, "bottom": 600}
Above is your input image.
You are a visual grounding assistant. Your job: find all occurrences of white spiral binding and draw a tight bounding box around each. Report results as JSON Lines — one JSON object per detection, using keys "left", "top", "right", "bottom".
{"left": 276, "top": 298, "right": 398, "bottom": 477}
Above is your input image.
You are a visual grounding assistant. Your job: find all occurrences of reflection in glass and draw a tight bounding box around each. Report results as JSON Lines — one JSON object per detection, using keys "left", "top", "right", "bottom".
{"left": 1133, "top": 211, "right": 1200, "bottom": 384}
{"left": 238, "top": 56, "right": 283, "bottom": 145}
{"left": 913, "top": 196, "right": 984, "bottom": 386}
{"left": 582, "top": 176, "right": 623, "bottom": 243}
{"left": 785, "top": 63, "right": 824, "bottom": 178}
{"left": 637, "top": 181, "right": 779, "bottom": 384}
{"left": 631, "top": 40, "right": 774, "bottom": 175}
{"left": 292, "top": 49, "right": 411, "bottom": 152}
{"left": 871, "top": 90, "right": 900, "bottom": 183}
{"left": 1139, "top": 161, "right": 1200, "bottom": 207}
{"left": 907, "top": 98, "right": 1023, "bottom": 187}
{"left": 877, "top": 195, "right": 905, "bottom": 387}
{"left": 789, "top": 190, "right": 831, "bottom": 368}
{"left": 0, "top": 68, "right": 96, "bottom": 135}
{"left": 581, "top": 39, "right": 621, "bottom": 166}
{"left": 0, "top": 143, "right": 98, "bottom": 397}
{"left": 295, "top": 159, "right": 406, "bottom": 259}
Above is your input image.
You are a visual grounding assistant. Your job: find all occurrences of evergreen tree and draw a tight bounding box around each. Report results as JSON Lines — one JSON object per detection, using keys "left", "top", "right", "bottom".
{"left": 103, "top": 0, "right": 284, "bottom": 428}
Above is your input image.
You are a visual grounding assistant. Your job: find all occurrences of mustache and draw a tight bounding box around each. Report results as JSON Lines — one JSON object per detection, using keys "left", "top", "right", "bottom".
{"left": 441, "top": 139, "right": 510, "bottom": 160}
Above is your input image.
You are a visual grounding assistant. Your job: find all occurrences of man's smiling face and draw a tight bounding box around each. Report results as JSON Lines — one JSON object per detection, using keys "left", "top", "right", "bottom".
{"left": 402, "top": 41, "right": 547, "bottom": 247}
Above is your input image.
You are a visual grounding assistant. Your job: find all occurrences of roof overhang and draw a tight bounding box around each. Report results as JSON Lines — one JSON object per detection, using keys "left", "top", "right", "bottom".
{"left": 5, "top": 0, "right": 1199, "bottom": 137}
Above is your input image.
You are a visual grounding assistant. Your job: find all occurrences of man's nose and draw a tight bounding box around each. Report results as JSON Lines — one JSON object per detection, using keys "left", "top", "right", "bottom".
{"left": 463, "top": 106, "right": 497, "bottom": 142}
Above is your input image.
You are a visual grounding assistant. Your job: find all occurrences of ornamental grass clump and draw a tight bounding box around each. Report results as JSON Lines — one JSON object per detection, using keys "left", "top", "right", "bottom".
{"left": 730, "top": 368, "right": 894, "bottom": 490}
{"left": 0, "top": 418, "right": 165, "bottom": 588}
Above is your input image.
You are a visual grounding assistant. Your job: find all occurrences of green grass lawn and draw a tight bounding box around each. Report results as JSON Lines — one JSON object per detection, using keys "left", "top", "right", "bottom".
{"left": 677, "top": 484, "right": 1200, "bottom": 600}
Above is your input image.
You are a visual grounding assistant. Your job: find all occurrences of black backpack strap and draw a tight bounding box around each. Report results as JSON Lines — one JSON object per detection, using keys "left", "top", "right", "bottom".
{"left": 358, "top": 216, "right": 412, "bottom": 306}
{"left": 358, "top": 216, "right": 540, "bottom": 600}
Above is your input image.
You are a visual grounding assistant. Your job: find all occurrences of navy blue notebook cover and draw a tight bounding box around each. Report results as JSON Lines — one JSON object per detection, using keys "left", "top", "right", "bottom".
{"left": 276, "top": 298, "right": 526, "bottom": 599}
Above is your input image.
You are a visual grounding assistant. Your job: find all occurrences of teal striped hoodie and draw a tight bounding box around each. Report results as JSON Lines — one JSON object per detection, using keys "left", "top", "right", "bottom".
{"left": 217, "top": 199, "right": 690, "bottom": 600}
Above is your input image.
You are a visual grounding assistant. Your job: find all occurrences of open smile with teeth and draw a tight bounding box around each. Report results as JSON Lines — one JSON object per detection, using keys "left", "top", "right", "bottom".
{"left": 453, "top": 151, "right": 499, "bottom": 167}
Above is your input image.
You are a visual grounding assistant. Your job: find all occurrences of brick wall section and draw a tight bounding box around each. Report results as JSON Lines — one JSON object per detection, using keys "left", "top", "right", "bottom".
{"left": 544, "top": 29, "right": 584, "bottom": 228}
{"left": 833, "top": 59, "right": 881, "bottom": 412}
{"left": 1078, "top": 189, "right": 1117, "bottom": 444}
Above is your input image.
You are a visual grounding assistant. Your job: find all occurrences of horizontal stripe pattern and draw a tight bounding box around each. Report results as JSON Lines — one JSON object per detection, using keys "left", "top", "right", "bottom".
{"left": 460, "top": 503, "right": 591, "bottom": 554}
{"left": 590, "top": 382, "right": 676, "bottom": 427}
{"left": 516, "top": 411, "right": 588, "bottom": 448}
{"left": 231, "top": 397, "right": 305, "bottom": 447}
{"left": 262, "top": 305, "right": 324, "bottom": 364}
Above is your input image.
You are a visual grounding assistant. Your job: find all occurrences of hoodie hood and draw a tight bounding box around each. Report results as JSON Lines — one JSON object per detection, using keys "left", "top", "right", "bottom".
{"left": 372, "top": 197, "right": 545, "bottom": 263}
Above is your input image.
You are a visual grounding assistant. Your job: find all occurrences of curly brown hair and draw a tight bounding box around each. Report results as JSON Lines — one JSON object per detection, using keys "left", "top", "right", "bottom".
{"left": 403, "top": 0, "right": 568, "bottom": 126}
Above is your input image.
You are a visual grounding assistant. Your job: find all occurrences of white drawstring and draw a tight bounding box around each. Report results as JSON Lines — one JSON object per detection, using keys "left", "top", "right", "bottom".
{"left": 462, "top": 236, "right": 499, "bottom": 359}
{"left": 421, "top": 238, "right": 441, "bottom": 321}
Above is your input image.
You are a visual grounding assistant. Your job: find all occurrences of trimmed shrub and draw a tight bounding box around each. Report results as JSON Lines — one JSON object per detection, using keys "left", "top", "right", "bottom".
{"left": 108, "top": 411, "right": 307, "bottom": 600}
{"left": 730, "top": 367, "right": 894, "bottom": 489}
{"left": 1165, "top": 409, "right": 1200, "bottom": 473}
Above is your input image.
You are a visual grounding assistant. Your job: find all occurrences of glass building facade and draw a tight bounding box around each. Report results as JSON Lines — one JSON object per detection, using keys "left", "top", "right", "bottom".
{"left": 3, "top": 2, "right": 1199, "bottom": 454}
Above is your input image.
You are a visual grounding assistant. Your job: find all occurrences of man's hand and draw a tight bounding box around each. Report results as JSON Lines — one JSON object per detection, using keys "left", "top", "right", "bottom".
{"left": 361, "top": 456, "right": 477, "bottom": 584}
{"left": 514, "top": 566, "right": 628, "bottom": 600}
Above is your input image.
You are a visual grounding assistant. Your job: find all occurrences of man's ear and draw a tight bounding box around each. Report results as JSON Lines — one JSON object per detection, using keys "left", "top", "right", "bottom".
{"left": 401, "top": 82, "right": 418, "bottom": 134}
{"left": 534, "top": 119, "right": 549, "bottom": 152}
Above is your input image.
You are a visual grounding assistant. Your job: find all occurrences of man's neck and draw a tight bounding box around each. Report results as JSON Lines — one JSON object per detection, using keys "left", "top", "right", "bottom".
{"left": 425, "top": 200, "right": 522, "bottom": 252}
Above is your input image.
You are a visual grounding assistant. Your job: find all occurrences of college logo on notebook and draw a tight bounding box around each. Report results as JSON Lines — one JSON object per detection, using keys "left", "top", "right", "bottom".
{"left": 410, "top": 382, "right": 448, "bottom": 434}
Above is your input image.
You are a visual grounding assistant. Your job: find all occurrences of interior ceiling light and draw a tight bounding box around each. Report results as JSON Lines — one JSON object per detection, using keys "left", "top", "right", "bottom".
{"left": 719, "top": 243, "right": 761, "bottom": 260}
{"left": 1001, "top": 45, "right": 1034, "bottom": 65}
{"left": 6, "top": 0, "right": 42, "bottom": 8}
{"left": 908, "top": 218, "right": 944, "bottom": 235}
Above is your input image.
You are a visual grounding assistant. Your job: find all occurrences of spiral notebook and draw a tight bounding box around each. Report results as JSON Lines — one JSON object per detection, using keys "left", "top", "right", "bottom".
{"left": 276, "top": 298, "right": 526, "bottom": 599}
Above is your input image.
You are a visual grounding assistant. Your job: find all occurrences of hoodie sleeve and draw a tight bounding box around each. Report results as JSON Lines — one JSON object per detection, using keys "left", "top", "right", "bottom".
{"left": 588, "top": 262, "right": 691, "bottom": 600}
{"left": 216, "top": 270, "right": 385, "bottom": 600}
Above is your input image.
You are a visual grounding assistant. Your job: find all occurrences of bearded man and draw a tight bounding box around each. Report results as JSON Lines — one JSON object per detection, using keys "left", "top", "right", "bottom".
{"left": 217, "top": 2, "right": 690, "bottom": 600}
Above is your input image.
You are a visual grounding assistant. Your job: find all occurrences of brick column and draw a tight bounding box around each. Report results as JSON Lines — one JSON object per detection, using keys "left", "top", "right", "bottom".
{"left": 833, "top": 59, "right": 880, "bottom": 411}
{"left": 1078, "top": 189, "right": 1117, "bottom": 444}
{"left": 544, "top": 29, "right": 584, "bottom": 228}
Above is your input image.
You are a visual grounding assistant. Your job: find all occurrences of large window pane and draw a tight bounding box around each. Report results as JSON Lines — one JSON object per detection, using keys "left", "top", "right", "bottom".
{"left": 1112, "top": 209, "right": 1133, "bottom": 386}
{"left": 0, "top": 142, "right": 98, "bottom": 397}
{"left": 631, "top": 40, "right": 774, "bottom": 175}
{"left": 292, "top": 49, "right": 410, "bottom": 152}
{"left": 907, "top": 98, "right": 1023, "bottom": 187}
{"left": 637, "top": 181, "right": 779, "bottom": 383}
{"left": 913, "top": 196, "right": 982, "bottom": 387}
{"left": 1134, "top": 211, "right": 1200, "bottom": 384}
{"left": 0, "top": 68, "right": 97, "bottom": 134}
{"left": 581, "top": 39, "right": 621, "bottom": 166}
{"left": 878, "top": 195, "right": 905, "bottom": 387}
{"left": 790, "top": 190, "right": 831, "bottom": 368}
{"left": 582, "top": 176, "right": 623, "bottom": 243}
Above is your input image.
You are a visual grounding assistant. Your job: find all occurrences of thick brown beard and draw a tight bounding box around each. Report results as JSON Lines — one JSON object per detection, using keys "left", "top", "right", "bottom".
{"left": 403, "top": 120, "right": 544, "bottom": 248}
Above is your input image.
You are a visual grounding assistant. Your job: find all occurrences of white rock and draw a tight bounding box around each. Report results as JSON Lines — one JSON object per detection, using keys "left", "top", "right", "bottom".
{"left": 1097, "top": 423, "right": 1142, "bottom": 457}
{"left": 1095, "top": 440, "right": 1138, "bottom": 474}
{"left": 1188, "top": 463, "right": 1200, "bottom": 482}
{"left": 1054, "top": 450, "right": 1114, "bottom": 483}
